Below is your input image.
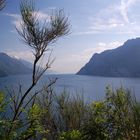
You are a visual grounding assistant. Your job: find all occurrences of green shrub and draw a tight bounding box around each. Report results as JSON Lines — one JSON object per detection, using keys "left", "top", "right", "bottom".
{"left": 37, "top": 90, "right": 88, "bottom": 139}
{"left": 1, "top": 86, "right": 140, "bottom": 140}
{"left": 59, "top": 130, "right": 82, "bottom": 140}
{"left": 81, "top": 87, "right": 140, "bottom": 140}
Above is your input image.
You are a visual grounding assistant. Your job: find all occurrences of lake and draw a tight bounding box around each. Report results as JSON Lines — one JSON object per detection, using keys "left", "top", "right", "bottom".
{"left": 0, "top": 74, "right": 140, "bottom": 101}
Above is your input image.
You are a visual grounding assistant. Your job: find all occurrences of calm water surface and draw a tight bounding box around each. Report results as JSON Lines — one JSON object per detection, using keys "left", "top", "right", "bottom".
{"left": 0, "top": 74, "right": 140, "bottom": 101}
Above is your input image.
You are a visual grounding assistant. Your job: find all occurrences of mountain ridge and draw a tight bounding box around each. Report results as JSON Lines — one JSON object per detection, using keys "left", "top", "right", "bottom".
{"left": 77, "top": 38, "right": 140, "bottom": 77}
{"left": 0, "top": 52, "right": 32, "bottom": 77}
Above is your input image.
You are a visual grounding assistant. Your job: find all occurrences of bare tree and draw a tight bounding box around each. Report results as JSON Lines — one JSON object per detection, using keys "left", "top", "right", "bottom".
{"left": 0, "top": 0, "right": 5, "bottom": 10}
{"left": 7, "top": 0, "right": 70, "bottom": 138}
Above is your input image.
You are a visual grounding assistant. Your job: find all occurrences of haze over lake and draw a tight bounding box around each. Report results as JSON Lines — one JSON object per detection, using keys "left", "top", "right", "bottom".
{"left": 0, "top": 74, "right": 140, "bottom": 101}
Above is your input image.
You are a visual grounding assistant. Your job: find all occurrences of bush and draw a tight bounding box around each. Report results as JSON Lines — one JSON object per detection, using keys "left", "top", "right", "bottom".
{"left": 81, "top": 87, "right": 140, "bottom": 140}
{"left": 59, "top": 130, "right": 82, "bottom": 140}
{"left": 37, "top": 90, "right": 88, "bottom": 139}
{"left": 1, "top": 86, "right": 140, "bottom": 140}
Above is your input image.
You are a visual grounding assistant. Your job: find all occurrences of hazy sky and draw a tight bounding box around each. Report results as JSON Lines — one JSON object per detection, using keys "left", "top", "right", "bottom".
{"left": 1, "top": 0, "right": 140, "bottom": 73}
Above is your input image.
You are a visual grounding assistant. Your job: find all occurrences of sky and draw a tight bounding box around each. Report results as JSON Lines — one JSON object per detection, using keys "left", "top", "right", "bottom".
{"left": 1, "top": 0, "right": 140, "bottom": 73}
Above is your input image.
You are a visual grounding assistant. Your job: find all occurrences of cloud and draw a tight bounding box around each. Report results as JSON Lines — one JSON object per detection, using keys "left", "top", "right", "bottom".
{"left": 71, "top": 41, "right": 122, "bottom": 61}
{"left": 5, "top": 11, "right": 50, "bottom": 31}
{"left": 120, "top": 0, "right": 138, "bottom": 23}
{"left": 54, "top": 41, "right": 123, "bottom": 73}
{"left": 90, "top": 5, "right": 125, "bottom": 30}
{"left": 4, "top": 41, "right": 123, "bottom": 74}
{"left": 73, "top": 30, "right": 101, "bottom": 36}
{"left": 95, "top": 41, "right": 123, "bottom": 52}
{"left": 120, "top": 0, "right": 129, "bottom": 23}
{"left": 75, "top": 0, "right": 139, "bottom": 36}
{"left": 5, "top": 50, "right": 34, "bottom": 62}
{"left": 5, "top": 49, "right": 56, "bottom": 69}
{"left": 4, "top": 13, "right": 21, "bottom": 29}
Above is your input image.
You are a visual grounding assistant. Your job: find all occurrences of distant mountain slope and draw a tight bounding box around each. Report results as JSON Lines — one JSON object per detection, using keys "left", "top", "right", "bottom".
{"left": 19, "top": 59, "right": 33, "bottom": 69}
{"left": 77, "top": 38, "right": 140, "bottom": 77}
{"left": 0, "top": 53, "right": 32, "bottom": 77}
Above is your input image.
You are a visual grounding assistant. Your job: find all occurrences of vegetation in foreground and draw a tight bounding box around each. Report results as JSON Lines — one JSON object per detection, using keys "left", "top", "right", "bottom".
{"left": 1, "top": 87, "right": 140, "bottom": 140}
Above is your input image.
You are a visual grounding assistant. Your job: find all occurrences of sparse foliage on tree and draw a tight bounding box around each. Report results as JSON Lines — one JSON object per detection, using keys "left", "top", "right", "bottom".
{"left": 0, "top": 0, "right": 70, "bottom": 139}
{"left": 0, "top": 0, "right": 5, "bottom": 10}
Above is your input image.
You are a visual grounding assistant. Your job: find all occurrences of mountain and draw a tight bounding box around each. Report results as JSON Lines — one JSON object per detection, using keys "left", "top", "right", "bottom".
{"left": 0, "top": 53, "right": 32, "bottom": 77}
{"left": 19, "top": 59, "right": 33, "bottom": 69}
{"left": 77, "top": 38, "right": 140, "bottom": 77}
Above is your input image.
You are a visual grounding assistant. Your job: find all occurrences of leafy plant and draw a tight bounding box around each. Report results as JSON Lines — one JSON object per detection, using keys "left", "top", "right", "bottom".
{"left": 59, "top": 130, "right": 82, "bottom": 140}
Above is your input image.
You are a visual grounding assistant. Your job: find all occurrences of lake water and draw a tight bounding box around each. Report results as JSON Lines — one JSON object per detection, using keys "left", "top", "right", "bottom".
{"left": 0, "top": 74, "right": 140, "bottom": 101}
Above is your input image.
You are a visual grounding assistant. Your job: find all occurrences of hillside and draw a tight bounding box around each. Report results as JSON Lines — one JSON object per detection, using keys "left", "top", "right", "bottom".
{"left": 0, "top": 53, "right": 32, "bottom": 77}
{"left": 77, "top": 38, "right": 140, "bottom": 77}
